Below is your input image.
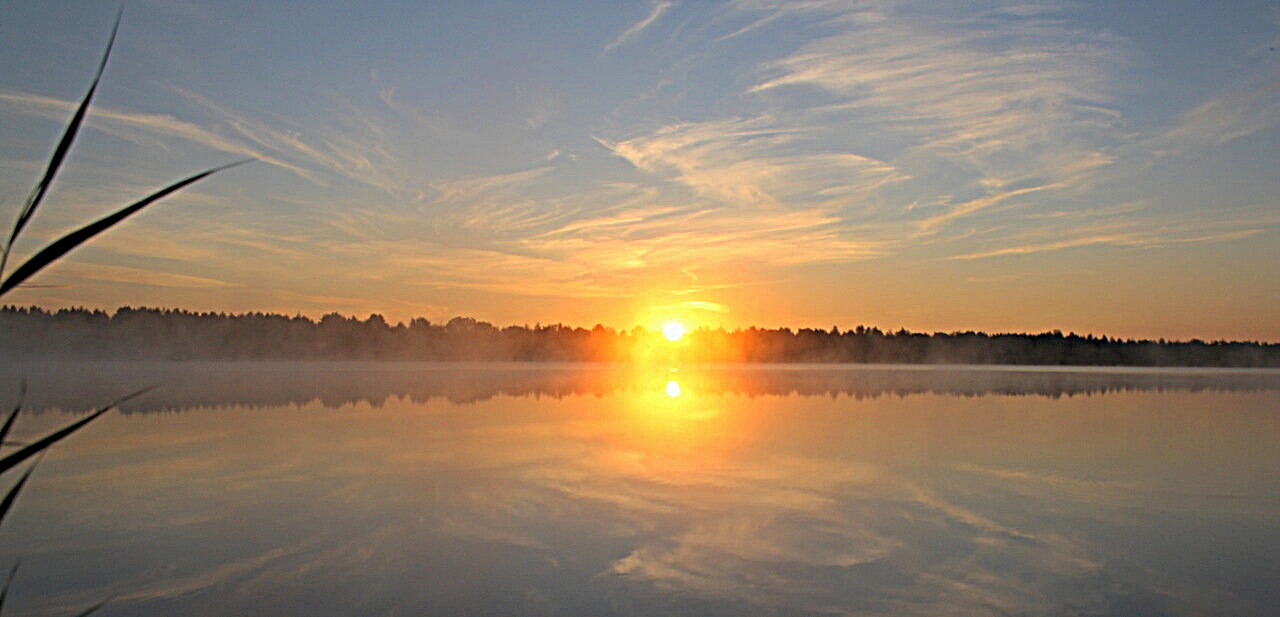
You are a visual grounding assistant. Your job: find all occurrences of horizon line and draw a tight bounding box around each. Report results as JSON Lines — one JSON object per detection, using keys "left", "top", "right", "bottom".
{"left": 4, "top": 303, "right": 1278, "bottom": 347}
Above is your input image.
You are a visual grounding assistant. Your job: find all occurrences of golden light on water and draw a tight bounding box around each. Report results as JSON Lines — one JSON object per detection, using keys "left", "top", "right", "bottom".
{"left": 662, "top": 322, "right": 686, "bottom": 341}
{"left": 614, "top": 370, "right": 736, "bottom": 456}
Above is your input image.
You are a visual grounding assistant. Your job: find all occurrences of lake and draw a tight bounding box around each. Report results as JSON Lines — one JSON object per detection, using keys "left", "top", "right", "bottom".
{"left": 2, "top": 362, "right": 1278, "bottom": 616}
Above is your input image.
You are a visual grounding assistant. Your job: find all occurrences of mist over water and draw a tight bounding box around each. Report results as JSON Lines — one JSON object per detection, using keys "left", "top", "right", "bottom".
{"left": 9, "top": 361, "right": 1280, "bottom": 413}
{"left": 2, "top": 363, "right": 1278, "bottom": 617}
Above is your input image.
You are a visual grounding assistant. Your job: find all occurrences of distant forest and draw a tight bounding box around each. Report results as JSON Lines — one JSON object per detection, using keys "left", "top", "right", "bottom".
{"left": 2, "top": 306, "right": 1278, "bottom": 367}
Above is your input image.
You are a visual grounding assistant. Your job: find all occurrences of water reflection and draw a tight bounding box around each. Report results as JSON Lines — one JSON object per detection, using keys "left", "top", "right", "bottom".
{"left": 6, "top": 361, "right": 1279, "bottom": 413}
{"left": 1, "top": 364, "right": 1277, "bottom": 616}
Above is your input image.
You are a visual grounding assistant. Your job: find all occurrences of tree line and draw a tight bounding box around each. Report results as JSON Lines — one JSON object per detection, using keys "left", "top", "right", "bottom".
{"left": 2, "top": 305, "right": 1277, "bottom": 367}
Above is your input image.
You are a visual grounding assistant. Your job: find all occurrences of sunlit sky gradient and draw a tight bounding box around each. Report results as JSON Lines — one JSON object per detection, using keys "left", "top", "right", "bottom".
{"left": 1, "top": 1, "right": 1277, "bottom": 340}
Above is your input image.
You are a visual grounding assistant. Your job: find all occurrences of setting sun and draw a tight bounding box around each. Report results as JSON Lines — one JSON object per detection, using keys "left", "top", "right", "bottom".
{"left": 662, "top": 322, "right": 686, "bottom": 341}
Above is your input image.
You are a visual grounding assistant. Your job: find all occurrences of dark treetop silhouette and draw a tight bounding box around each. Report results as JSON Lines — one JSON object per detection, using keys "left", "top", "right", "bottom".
{"left": 3, "top": 305, "right": 1277, "bottom": 367}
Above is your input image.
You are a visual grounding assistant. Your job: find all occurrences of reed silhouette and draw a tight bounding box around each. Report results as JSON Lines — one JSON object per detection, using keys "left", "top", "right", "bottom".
{"left": 0, "top": 13, "right": 245, "bottom": 614}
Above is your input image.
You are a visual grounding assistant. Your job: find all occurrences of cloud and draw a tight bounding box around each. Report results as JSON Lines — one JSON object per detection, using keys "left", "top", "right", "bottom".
{"left": 306, "top": 0, "right": 1144, "bottom": 305}
{"left": 949, "top": 206, "right": 1279, "bottom": 259}
{"left": 333, "top": 204, "right": 875, "bottom": 301}
{"left": 590, "top": 0, "right": 1135, "bottom": 273}
{"left": 953, "top": 229, "right": 1267, "bottom": 260}
{"left": 598, "top": 117, "right": 906, "bottom": 211}
{"left": 604, "top": 1, "right": 677, "bottom": 54}
{"left": 307, "top": 158, "right": 896, "bottom": 302}
{"left": 732, "top": 1, "right": 1125, "bottom": 230}
{"left": 650, "top": 300, "right": 731, "bottom": 313}
{"left": 430, "top": 167, "right": 554, "bottom": 205}
{"left": 514, "top": 84, "right": 564, "bottom": 130}
{"left": 0, "top": 90, "right": 310, "bottom": 179}
{"left": 916, "top": 179, "right": 1076, "bottom": 234}
{"left": 171, "top": 86, "right": 462, "bottom": 198}
{"left": 7, "top": 0, "right": 1264, "bottom": 324}
{"left": 173, "top": 88, "right": 406, "bottom": 191}
{"left": 594, "top": 454, "right": 1105, "bottom": 615}
{"left": 524, "top": 197, "right": 887, "bottom": 280}
{"left": 1148, "top": 78, "right": 1280, "bottom": 153}
{"left": 113, "top": 544, "right": 306, "bottom": 603}
{"left": 57, "top": 262, "right": 234, "bottom": 289}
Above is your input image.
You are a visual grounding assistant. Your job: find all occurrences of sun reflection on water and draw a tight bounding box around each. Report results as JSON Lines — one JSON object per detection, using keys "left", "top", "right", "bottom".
{"left": 602, "top": 367, "right": 743, "bottom": 464}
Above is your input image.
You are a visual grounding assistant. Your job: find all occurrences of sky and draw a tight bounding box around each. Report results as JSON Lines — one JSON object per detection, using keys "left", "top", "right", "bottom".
{"left": 0, "top": 0, "right": 1277, "bottom": 341}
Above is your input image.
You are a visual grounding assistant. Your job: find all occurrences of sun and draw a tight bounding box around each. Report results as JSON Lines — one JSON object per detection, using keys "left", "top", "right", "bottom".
{"left": 662, "top": 322, "right": 686, "bottom": 342}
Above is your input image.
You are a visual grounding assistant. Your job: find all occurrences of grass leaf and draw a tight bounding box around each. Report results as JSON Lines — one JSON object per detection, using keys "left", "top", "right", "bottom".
{"left": 0, "top": 160, "right": 250, "bottom": 297}
{"left": 0, "top": 462, "right": 38, "bottom": 529}
{"left": 69, "top": 596, "right": 113, "bottom": 617}
{"left": 0, "top": 560, "right": 18, "bottom": 615}
{"left": 0, "top": 380, "right": 26, "bottom": 449}
{"left": 0, "top": 10, "right": 122, "bottom": 280}
{"left": 0, "top": 386, "right": 154, "bottom": 476}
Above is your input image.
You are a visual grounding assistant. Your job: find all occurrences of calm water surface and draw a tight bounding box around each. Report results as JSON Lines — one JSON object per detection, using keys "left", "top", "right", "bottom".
{"left": 2, "top": 362, "right": 1278, "bottom": 617}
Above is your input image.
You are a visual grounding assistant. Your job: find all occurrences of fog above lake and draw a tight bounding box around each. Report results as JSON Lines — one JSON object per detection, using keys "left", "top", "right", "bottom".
{"left": 7, "top": 361, "right": 1280, "bottom": 414}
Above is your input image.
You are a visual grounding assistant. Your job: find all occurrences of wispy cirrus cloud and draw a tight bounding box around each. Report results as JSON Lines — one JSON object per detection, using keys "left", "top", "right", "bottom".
{"left": 949, "top": 205, "right": 1280, "bottom": 260}
{"left": 1147, "top": 78, "right": 1280, "bottom": 154}
{"left": 649, "top": 300, "right": 731, "bottom": 313}
{"left": 597, "top": 116, "right": 906, "bottom": 211}
{"left": 170, "top": 87, "right": 413, "bottom": 195}
{"left": 56, "top": 261, "right": 234, "bottom": 289}
{"left": 604, "top": 1, "right": 678, "bottom": 54}
{"left": 426, "top": 167, "right": 559, "bottom": 234}
{"left": 737, "top": 1, "right": 1124, "bottom": 229}
{"left": 352, "top": 200, "right": 884, "bottom": 300}
{"left": 0, "top": 90, "right": 309, "bottom": 179}
{"left": 590, "top": 0, "right": 1135, "bottom": 269}
{"left": 3, "top": 0, "right": 1269, "bottom": 332}
{"left": 318, "top": 0, "right": 1158, "bottom": 300}
{"left": 297, "top": 155, "right": 898, "bottom": 302}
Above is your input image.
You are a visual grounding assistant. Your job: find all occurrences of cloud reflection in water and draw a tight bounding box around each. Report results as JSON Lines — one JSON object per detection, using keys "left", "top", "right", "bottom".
{"left": 1, "top": 363, "right": 1278, "bottom": 616}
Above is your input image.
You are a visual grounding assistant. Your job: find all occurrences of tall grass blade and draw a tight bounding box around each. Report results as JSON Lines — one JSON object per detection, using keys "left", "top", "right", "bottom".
{"left": 0, "top": 463, "right": 38, "bottom": 528}
{"left": 0, "top": 386, "right": 154, "bottom": 476}
{"left": 0, "top": 561, "right": 18, "bottom": 615}
{"left": 0, "top": 380, "right": 26, "bottom": 449}
{"left": 0, "top": 10, "right": 122, "bottom": 280}
{"left": 0, "top": 160, "right": 250, "bottom": 297}
{"left": 69, "top": 596, "right": 112, "bottom": 617}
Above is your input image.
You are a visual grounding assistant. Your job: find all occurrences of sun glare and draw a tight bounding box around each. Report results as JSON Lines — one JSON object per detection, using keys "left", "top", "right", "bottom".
{"left": 662, "top": 322, "right": 686, "bottom": 341}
